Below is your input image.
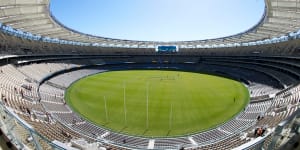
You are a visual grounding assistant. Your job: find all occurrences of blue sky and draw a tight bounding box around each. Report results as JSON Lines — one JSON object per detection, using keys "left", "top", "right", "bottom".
{"left": 50, "top": 0, "right": 265, "bottom": 42}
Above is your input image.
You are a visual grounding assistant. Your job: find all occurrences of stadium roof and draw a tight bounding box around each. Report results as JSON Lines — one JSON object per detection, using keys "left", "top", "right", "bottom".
{"left": 0, "top": 0, "right": 299, "bottom": 48}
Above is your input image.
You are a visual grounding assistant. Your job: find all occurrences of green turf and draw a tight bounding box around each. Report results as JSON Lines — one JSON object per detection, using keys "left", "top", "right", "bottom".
{"left": 66, "top": 70, "right": 249, "bottom": 137}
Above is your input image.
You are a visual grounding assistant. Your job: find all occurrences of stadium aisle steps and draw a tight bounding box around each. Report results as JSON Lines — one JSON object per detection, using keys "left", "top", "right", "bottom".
{"left": 148, "top": 139, "right": 155, "bottom": 149}
{"left": 188, "top": 136, "right": 197, "bottom": 145}
{"left": 101, "top": 132, "right": 110, "bottom": 138}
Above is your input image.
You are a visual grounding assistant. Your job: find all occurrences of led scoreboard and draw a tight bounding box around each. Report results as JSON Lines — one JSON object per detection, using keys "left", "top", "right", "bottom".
{"left": 156, "top": 45, "right": 178, "bottom": 53}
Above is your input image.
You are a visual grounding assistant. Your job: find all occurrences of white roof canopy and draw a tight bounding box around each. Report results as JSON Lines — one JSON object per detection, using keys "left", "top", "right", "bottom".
{"left": 0, "top": 0, "right": 299, "bottom": 48}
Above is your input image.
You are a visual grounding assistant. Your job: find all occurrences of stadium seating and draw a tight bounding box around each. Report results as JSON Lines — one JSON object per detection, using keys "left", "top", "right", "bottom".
{"left": 0, "top": 55, "right": 299, "bottom": 149}
{"left": 0, "top": 1, "right": 299, "bottom": 147}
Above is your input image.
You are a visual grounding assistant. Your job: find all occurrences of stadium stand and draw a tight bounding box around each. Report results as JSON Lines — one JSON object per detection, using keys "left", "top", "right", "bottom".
{"left": 0, "top": 0, "right": 300, "bottom": 149}
{"left": 0, "top": 58, "right": 300, "bottom": 149}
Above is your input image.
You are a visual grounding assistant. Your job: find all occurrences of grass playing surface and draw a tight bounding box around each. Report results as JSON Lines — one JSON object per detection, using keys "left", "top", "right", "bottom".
{"left": 66, "top": 70, "right": 249, "bottom": 137}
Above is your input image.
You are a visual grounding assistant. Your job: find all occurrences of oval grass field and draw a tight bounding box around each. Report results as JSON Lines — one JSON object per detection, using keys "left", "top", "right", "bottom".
{"left": 66, "top": 70, "right": 249, "bottom": 137}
